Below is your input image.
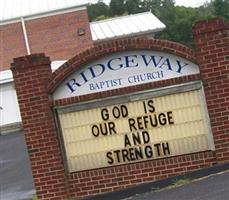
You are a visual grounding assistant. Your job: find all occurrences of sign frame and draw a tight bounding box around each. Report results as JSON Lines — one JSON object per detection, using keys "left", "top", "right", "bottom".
{"left": 54, "top": 81, "right": 215, "bottom": 173}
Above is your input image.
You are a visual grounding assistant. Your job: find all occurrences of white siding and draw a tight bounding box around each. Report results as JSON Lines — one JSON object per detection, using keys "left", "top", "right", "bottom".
{"left": 0, "top": 83, "right": 21, "bottom": 126}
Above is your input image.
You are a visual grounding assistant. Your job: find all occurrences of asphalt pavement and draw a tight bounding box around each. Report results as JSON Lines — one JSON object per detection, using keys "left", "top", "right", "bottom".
{"left": 85, "top": 163, "right": 229, "bottom": 200}
{"left": 124, "top": 171, "right": 229, "bottom": 200}
{"left": 0, "top": 131, "right": 35, "bottom": 200}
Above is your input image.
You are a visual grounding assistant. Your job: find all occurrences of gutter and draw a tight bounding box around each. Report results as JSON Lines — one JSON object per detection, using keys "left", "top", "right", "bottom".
{"left": 92, "top": 27, "right": 166, "bottom": 43}
{"left": 21, "top": 17, "right": 31, "bottom": 55}
{"left": 0, "top": 4, "right": 88, "bottom": 25}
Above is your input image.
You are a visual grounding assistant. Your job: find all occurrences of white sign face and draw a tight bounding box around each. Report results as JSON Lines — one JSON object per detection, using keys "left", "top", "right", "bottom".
{"left": 53, "top": 51, "right": 199, "bottom": 100}
{"left": 58, "top": 90, "right": 211, "bottom": 172}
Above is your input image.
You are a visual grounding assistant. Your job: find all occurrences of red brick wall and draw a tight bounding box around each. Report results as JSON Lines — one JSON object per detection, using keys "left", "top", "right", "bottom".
{"left": 0, "top": 22, "right": 27, "bottom": 70}
{"left": 67, "top": 151, "right": 215, "bottom": 198}
{"left": 26, "top": 10, "right": 93, "bottom": 61}
{"left": 1, "top": 9, "right": 93, "bottom": 71}
{"left": 11, "top": 54, "right": 68, "bottom": 200}
{"left": 11, "top": 17, "right": 228, "bottom": 200}
{"left": 47, "top": 38, "right": 216, "bottom": 199}
{"left": 193, "top": 17, "right": 229, "bottom": 162}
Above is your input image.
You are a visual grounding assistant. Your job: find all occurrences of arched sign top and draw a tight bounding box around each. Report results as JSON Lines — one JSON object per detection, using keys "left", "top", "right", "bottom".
{"left": 53, "top": 50, "right": 199, "bottom": 100}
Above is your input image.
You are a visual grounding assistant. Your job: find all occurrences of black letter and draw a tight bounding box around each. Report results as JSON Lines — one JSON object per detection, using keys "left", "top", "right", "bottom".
{"left": 154, "top": 143, "right": 161, "bottom": 156}
{"left": 128, "top": 118, "right": 137, "bottom": 131}
{"left": 122, "top": 149, "right": 130, "bottom": 162}
{"left": 145, "top": 145, "right": 153, "bottom": 158}
{"left": 101, "top": 108, "right": 109, "bottom": 121}
{"left": 129, "top": 148, "right": 136, "bottom": 161}
{"left": 147, "top": 100, "right": 155, "bottom": 113}
{"left": 106, "top": 152, "right": 114, "bottom": 164}
{"left": 132, "top": 132, "right": 141, "bottom": 145}
{"left": 142, "top": 131, "right": 150, "bottom": 144}
{"left": 162, "top": 142, "right": 170, "bottom": 155}
{"left": 150, "top": 114, "right": 158, "bottom": 127}
{"left": 137, "top": 116, "right": 144, "bottom": 129}
{"left": 112, "top": 106, "right": 121, "bottom": 119}
{"left": 124, "top": 134, "right": 131, "bottom": 147}
{"left": 167, "top": 111, "right": 174, "bottom": 124}
{"left": 143, "top": 101, "right": 147, "bottom": 114}
{"left": 91, "top": 125, "right": 99, "bottom": 137}
{"left": 121, "top": 105, "right": 128, "bottom": 117}
{"left": 158, "top": 113, "right": 167, "bottom": 125}
{"left": 113, "top": 150, "right": 121, "bottom": 163}
{"left": 135, "top": 146, "right": 143, "bottom": 160}
{"left": 108, "top": 122, "right": 117, "bottom": 134}
{"left": 100, "top": 123, "right": 108, "bottom": 135}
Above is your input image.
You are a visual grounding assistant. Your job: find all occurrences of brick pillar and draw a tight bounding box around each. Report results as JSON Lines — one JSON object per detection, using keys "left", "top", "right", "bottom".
{"left": 193, "top": 17, "right": 229, "bottom": 162}
{"left": 11, "top": 54, "right": 68, "bottom": 199}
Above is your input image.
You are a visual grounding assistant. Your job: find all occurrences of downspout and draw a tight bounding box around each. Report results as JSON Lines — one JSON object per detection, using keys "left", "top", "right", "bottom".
{"left": 20, "top": 17, "right": 31, "bottom": 55}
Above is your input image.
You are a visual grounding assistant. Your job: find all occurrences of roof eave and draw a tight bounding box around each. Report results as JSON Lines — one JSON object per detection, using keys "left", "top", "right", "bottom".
{"left": 0, "top": 4, "right": 88, "bottom": 25}
{"left": 92, "top": 27, "right": 166, "bottom": 43}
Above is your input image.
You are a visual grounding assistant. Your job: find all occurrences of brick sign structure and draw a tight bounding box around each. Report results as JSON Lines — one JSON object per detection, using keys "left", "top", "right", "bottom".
{"left": 11, "top": 17, "right": 228, "bottom": 200}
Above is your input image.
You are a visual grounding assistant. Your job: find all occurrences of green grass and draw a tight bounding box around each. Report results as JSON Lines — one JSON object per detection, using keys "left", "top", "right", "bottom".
{"left": 171, "top": 177, "right": 192, "bottom": 188}
{"left": 32, "top": 194, "right": 38, "bottom": 200}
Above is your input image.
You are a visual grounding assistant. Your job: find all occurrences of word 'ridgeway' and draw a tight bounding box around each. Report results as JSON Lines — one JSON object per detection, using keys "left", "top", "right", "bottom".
{"left": 66, "top": 54, "right": 189, "bottom": 93}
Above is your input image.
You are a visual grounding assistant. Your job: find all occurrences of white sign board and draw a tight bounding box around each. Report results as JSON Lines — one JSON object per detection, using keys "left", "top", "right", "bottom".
{"left": 58, "top": 90, "right": 211, "bottom": 172}
{"left": 53, "top": 51, "right": 199, "bottom": 100}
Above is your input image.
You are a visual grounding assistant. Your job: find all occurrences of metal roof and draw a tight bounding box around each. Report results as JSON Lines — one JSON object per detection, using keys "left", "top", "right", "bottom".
{"left": 90, "top": 12, "right": 166, "bottom": 41}
{"left": 0, "top": 0, "right": 87, "bottom": 22}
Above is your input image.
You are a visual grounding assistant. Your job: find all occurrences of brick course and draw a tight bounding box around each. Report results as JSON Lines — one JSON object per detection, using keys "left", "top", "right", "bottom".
{"left": 26, "top": 10, "right": 93, "bottom": 61}
{"left": 11, "top": 17, "right": 228, "bottom": 199}
{"left": 1, "top": 9, "right": 93, "bottom": 71}
{"left": 0, "top": 22, "right": 27, "bottom": 70}
{"left": 193, "top": 17, "right": 229, "bottom": 163}
{"left": 11, "top": 54, "right": 68, "bottom": 200}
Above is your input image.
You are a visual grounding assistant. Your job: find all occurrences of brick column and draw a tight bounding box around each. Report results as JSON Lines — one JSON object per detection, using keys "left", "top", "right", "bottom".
{"left": 193, "top": 18, "right": 229, "bottom": 162}
{"left": 11, "top": 54, "right": 68, "bottom": 199}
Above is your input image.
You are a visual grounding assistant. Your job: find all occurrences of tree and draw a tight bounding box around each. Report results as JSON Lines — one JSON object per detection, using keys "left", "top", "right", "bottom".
{"left": 87, "top": 2, "right": 110, "bottom": 21}
{"left": 213, "top": 0, "right": 229, "bottom": 20}
{"left": 196, "top": 2, "right": 215, "bottom": 20}
{"left": 155, "top": 5, "right": 198, "bottom": 47}
{"left": 87, "top": 0, "right": 228, "bottom": 47}
{"left": 141, "top": 0, "right": 162, "bottom": 15}
{"left": 161, "top": 0, "right": 175, "bottom": 7}
{"left": 110, "top": 0, "right": 126, "bottom": 16}
{"left": 125, "top": 0, "right": 145, "bottom": 14}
